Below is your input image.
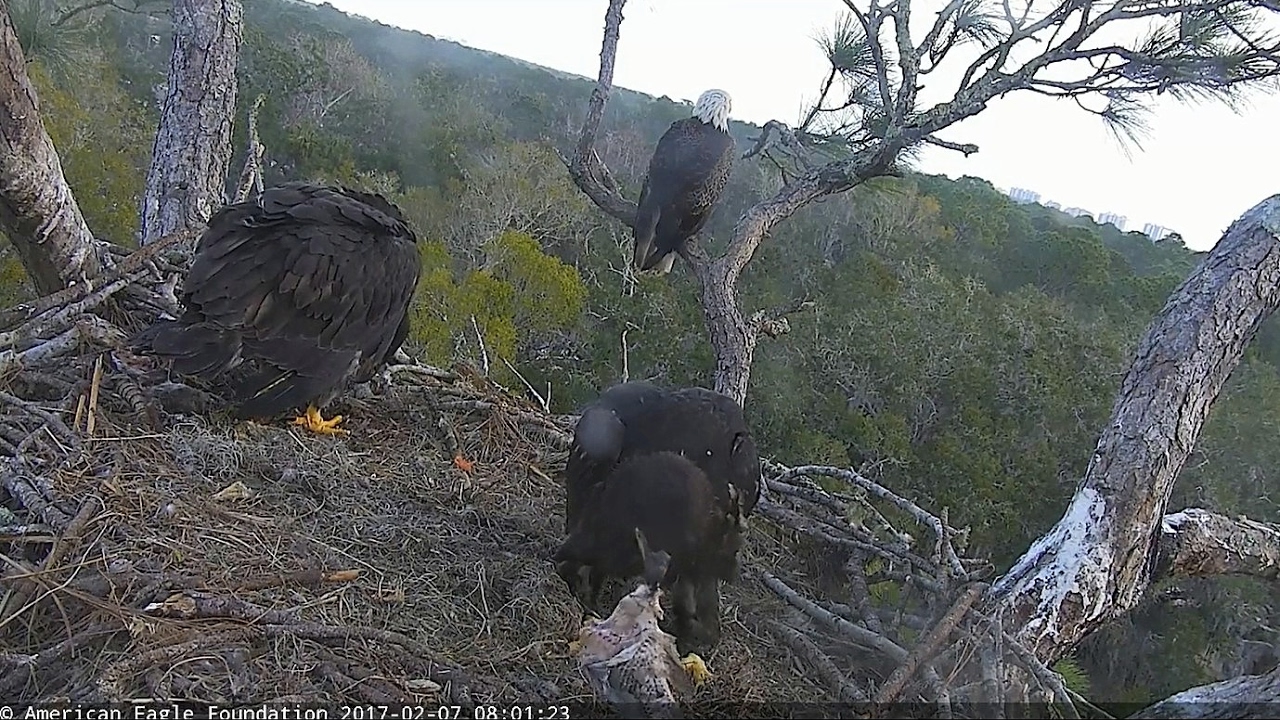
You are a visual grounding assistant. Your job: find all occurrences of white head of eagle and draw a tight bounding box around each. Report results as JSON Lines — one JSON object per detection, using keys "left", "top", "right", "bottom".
{"left": 693, "top": 89, "right": 732, "bottom": 132}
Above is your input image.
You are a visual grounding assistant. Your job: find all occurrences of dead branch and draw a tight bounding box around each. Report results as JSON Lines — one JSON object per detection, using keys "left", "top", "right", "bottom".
{"left": 1156, "top": 508, "right": 1280, "bottom": 581}
{"left": 1, "top": 460, "right": 72, "bottom": 528}
{"left": 559, "top": 0, "right": 634, "bottom": 227}
{"left": 871, "top": 583, "right": 984, "bottom": 709}
{"left": 142, "top": 590, "right": 301, "bottom": 625}
{"left": 776, "top": 464, "right": 967, "bottom": 578}
{"left": 756, "top": 499, "right": 942, "bottom": 593}
{"left": 51, "top": 0, "right": 166, "bottom": 29}
{"left": 0, "top": 228, "right": 193, "bottom": 335}
{"left": 757, "top": 569, "right": 909, "bottom": 665}
{"left": 0, "top": 622, "right": 119, "bottom": 698}
{"left": 93, "top": 627, "right": 257, "bottom": 701}
{"left": 232, "top": 93, "right": 267, "bottom": 204}
{"left": 768, "top": 620, "right": 868, "bottom": 704}
{"left": 1132, "top": 663, "right": 1280, "bottom": 719}
{"left": 314, "top": 656, "right": 408, "bottom": 704}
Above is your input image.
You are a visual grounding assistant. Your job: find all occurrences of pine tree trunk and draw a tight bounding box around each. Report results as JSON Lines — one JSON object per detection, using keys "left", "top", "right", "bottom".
{"left": 697, "top": 257, "right": 757, "bottom": 407}
{"left": 985, "top": 196, "right": 1280, "bottom": 665}
{"left": 0, "top": 0, "right": 102, "bottom": 296}
{"left": 139, "top": 0, "right": 244, "bottom": 247}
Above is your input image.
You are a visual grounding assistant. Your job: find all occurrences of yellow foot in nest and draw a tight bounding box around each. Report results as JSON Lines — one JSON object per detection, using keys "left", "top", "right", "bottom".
{"left": 680, "top": 652, "right": 712, "bottom": 687}
{"left": 567, "top": 637, "right": 584, "bottom": 655}
{"left": 292, "top": 405, "right": 348, "bottom": 436}
{"left": 453, "top": 454, "right": 475, "bottom": 473}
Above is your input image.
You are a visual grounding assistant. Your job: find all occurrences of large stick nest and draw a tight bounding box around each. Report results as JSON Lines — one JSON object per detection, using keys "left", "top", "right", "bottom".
{"left": 0, "top": 247, "right": 1071, "bottom": 718}
{"left": 0, "top": 305, "right": 836, "bottom": 715}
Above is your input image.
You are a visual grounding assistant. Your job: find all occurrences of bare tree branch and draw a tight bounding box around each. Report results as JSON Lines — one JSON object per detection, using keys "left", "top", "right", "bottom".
{"left": 923, "top": 134, "right": 979, "bottom": 156}
{"left": 232, "top": 93, "right": 266, "bottom": 204}
{"left": 558, "top": 0, "right": 634, "bottom": 227}
{"left": 51, "top": 0, "right": 166, "bottom": 28}
{"left": 1132, "top": 663, "right": 1280, "bottom": 719}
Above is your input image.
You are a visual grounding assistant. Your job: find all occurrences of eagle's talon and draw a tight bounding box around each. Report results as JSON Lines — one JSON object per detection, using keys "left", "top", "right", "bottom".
{"left": 680, "top": 652, "right": 711, "bottom": 687}
{"left": 292, "top": 405, "right": 348, "bottom": 436}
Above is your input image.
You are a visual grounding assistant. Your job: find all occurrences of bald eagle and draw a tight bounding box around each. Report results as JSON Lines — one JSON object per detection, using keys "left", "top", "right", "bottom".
{"left": 128, "top": 182, "right": 422, "bottom": 436}
{"left": 557, "top": 449, "right": 740, "bottom": 662}
{"left": 632, "top": 89, "right": 737, "bottom": 275}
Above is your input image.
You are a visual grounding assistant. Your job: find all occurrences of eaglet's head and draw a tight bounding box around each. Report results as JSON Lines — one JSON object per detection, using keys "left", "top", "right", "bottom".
{"left": 693, "top": 89, "right": 732, "bottom": 132}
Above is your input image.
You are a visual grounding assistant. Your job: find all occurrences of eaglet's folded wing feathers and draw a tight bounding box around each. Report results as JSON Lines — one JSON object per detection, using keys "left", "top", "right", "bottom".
{"left": 180, "top": 186, "right": 421, "bottom": 417}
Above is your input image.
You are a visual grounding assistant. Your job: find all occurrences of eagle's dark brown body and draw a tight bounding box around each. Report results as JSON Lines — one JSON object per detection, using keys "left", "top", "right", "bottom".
{"left": 556, "top": 450, "right": 735, "bottom": 654}
{"left": 632, "top": 115, "right": 736, "bottom": 274}
{"left": 129, "top": 182, "right": 422, "bottom": 421}
{"left": 557, "top": 380, "right": 762, "bottom": 655}
{"left": 563, "top": 382, "right": 761, "bottom": 537}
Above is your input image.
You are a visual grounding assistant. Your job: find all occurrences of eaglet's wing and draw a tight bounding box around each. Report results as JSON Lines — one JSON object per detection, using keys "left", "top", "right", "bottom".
{"left": 182, "top": 185, "right": 421, "bottom": 417}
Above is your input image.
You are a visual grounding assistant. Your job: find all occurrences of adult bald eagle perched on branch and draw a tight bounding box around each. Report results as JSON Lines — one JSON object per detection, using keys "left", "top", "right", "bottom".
{"left": 632, "top": 89, "right": 737, "bottom": 275}
{"left": 128, "top": 182, "right": 422, "bottom": 436}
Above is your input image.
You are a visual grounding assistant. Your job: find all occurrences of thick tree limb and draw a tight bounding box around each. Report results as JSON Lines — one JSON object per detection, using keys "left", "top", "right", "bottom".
{"left": 140, "top": 0, "right": 243, "bottom": 248}
{"left": 985, "top": 196, "right": 1280, "bottom": 665}
{"left": 871, "top": 583, "right": 985, "bottom": 711}
{"left": 1131, "top": 663, "right": 1280, "bottom": 719}
{"left": 0, "top": 0, "right": 103, "bottom": 295}
{"left": 1155, "top": 507, "right": 1280, "bottom": 581}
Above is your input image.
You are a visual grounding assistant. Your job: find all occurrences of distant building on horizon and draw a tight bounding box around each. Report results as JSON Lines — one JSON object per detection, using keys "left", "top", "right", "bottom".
{"left": 1007, "top": 187, "right": 1040, "bottom": 204}
{"left": 1044, "top": 200, "right": 1062, "bottom": 211}
{"left": 1098, "top": 212, "right": 1128, "bottom": 232}
{"left": 1062, "top": 206, "right": 1089, "bottom": 218}
{"left": 1142, "top": 223, "right": 1172, "bottom": 242}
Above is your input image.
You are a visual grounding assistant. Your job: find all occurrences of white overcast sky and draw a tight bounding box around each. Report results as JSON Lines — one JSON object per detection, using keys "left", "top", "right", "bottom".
{"left": 301, "top": 0, "right": 1280, "bottom": 252}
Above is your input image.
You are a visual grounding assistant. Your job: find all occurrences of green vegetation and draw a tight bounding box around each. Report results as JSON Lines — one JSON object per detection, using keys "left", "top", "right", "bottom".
{"left": 4, "top": 0, "right": 1277, "bottom": 704}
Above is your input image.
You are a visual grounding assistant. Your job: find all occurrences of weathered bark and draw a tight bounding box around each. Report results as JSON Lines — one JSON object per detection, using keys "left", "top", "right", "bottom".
{"left": 139, "top": 0, "right": 243, "bottom": 247}
{"left": 1154, "top": 508, "right": 1280, "bottom": 581}
{"left": 0, "top": 0, "right": 102, "bottom": 296}
{"left": 232, "top": 93, "right": 265, "bottom": 204}
{"left": 985, "top": 196, "right": 1280, "bottom": 665}
{"left": 1132, "top": 663, "right": 1280, "bottom": 719}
